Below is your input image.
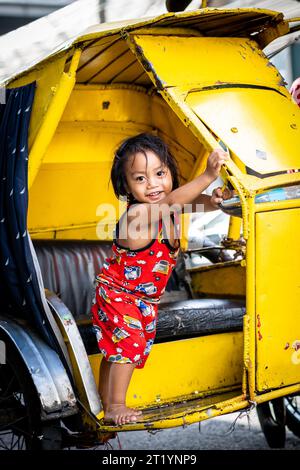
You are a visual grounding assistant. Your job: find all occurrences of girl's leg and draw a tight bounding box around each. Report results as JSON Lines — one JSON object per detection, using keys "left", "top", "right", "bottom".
{"left": 98, "top": 358, "right": 111, "bottom": 411}
{"left": 105, "top": 362, "right": 142, "bottom": 425}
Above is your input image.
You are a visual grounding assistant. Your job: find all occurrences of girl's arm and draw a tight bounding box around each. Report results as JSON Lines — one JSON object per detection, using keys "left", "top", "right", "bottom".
{"left": 128, "top": 149, "right": 229, "bottom": 224}
{"left": 187, "top": 187, "right": 236, "bottom": 213}
{"left": 189, "top": 193, "right": 218, "bottom": 213}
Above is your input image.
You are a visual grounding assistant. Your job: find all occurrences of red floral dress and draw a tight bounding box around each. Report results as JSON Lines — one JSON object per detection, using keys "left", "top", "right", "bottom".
{"left": 91, "top": 206, "right": 180, "bottom": 369}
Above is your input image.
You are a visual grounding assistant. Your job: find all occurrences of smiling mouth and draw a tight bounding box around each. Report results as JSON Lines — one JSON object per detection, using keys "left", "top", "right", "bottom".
{"left": 147, "top": 191, "right": 162, "bottom": 197}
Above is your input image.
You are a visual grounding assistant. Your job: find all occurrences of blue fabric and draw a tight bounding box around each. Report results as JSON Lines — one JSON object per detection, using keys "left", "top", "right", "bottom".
{"left": 0, "top": 83, "right": 56, "bottom": 348}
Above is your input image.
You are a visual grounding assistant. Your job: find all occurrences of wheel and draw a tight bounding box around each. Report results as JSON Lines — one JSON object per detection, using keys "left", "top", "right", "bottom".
{"left": 285, "top": 394, "right": 300, "bottom": 439}
{"left": 256, "top": 398, "right": 286, "bottom": 448}
{"left": 0, "top": 337, "right": 63, "bottom": 449}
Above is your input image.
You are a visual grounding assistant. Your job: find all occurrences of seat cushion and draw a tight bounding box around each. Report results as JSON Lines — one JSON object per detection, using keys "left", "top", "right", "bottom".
{"left": 78, "top": 297, "right": 245, "bottom": 354}
{"left": 157, "top": 297, "right": 245, "bottom": 339}
{"left": 33, "top": 241, "right": 245, "bottom": 353}
{"left": 33, "top": 240, "right": 189, "bottom": 320}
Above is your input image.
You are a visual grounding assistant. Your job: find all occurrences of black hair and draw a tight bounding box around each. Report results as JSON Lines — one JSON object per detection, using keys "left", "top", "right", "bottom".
{"left": 110, "top": 133, "right": 180, "bottom": 203}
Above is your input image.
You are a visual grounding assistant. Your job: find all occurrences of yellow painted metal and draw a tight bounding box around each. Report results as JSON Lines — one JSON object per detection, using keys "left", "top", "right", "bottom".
{"left": 127, "top": 33, "right": 300, "bottom": 198}
{"left": 28, "top": 85, "right": 202, "bottom": 238}
{"left": 168, "top": 84, "right": 300, "bottom": 194}
{"left": 253, "top": 383, "right": 300, "bottom": 404}
{"left": 89, "top": 333, "right": 243, "bottom": 409}
{"left": 97, "top": 393, "right": 249, "bottom": 432}
{"left": 255, "top": 208, "right": 300, "bottom": 391}
{"left": 242, "top": 314, "right": 250, "bottom": 396}
{"left": 126, "top": 34, "right": 254, "bottom": 197}
{"left": 251, "top": 172, "right": 300, "bottom": 193}
{"left": 228, "top": 216, "right": 242, "bottom": 241}
{"left": 8, "top": 54, "right": 68, "bottom": 151}
{"left": 245, "top": 197, "right": 256, "bottom": 400}
{"left": 187, "top": 88, "right": 300, "bottom": 177}
{"left": 189, "top": 261, "right": 246, "bottom": 298}
{"left": 128, "top": 35, "right": 285, "bottom": 91}
{"left": 96, "top": 382, "right": 300, "bottom": 432}
{"left": 27, "top": 49, "right": 81, "bottom": 189}
{"left": 255, "top": 198, "right": 300, "bottom": 213}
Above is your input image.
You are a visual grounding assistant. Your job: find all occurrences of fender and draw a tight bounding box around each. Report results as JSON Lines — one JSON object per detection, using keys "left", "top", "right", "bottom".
{"left": 0, "top": 316, "right": 78, "bottom": 420}
{"left": 45, "top": 290, "right": 102, "bottom": 417}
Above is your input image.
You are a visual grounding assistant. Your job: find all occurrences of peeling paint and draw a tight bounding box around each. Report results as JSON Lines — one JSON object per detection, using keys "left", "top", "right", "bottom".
{"left": 144, "top": 422, "right": 154, "bottom": 428}
{"left": 63, "top": 314, "right": 73, "bottom": 326}
{"left": 238, "top": 51, "right": 246, "bottom": 60}
{"left": 257, "top": 314, "right": 263, "bottom": 340}
{"left": 291, "top": 340, "right": 300, "bottom": 365}
{"left": 258, "top": 331, "right": 263, "bottom": 341}
{"left": 102, "top": 101, "right": 110, "bottom": 110}
{"left": 134, "top": 43, "right": 164, "bottom": 91}
{"left": 245, "top": 41, "right": 257, "bottom": 53}
{"left": 291, "top": 351, "right": 300, "bottom": 365}
{"left": 292, "top": 340, "right": 300, "bottom": 351}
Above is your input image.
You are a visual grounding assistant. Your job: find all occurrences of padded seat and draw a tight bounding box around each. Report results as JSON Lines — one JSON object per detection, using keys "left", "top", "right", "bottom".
{"left": 157, "top": 298, "right": 245, "bottom": 339}
{"left": 33, "top": 240, "right": 245, "bottom": 353}
{"left": 33, "top": 240, "right": 189, "bottom": 320}
{"left": 79, "top": 297, "right": 245, "bottom": 354}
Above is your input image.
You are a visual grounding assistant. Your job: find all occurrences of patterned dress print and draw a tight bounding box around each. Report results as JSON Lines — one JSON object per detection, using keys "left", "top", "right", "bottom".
{"left": 91, "top": 207, "right": 180, "bottom": 369}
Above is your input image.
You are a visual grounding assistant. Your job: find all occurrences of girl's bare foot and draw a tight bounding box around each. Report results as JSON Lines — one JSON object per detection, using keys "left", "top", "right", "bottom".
{"left": 105, "top": 404, "right": 142, "bottom": 425}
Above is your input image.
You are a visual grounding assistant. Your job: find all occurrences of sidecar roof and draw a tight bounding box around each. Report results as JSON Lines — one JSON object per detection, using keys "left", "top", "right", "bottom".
{"left": 2, "top": 7, "right": 288, "bottom": 85}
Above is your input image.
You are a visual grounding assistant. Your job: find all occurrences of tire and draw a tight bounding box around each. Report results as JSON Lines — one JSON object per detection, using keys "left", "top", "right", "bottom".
{"left": 0, "top": 336, "right": 63, "bottom": 450}
{"left": 256, "top": 398, "right": 286, "bottom": 448}
{"left": 285, "top": 395, "right": 300, "bottom": 439}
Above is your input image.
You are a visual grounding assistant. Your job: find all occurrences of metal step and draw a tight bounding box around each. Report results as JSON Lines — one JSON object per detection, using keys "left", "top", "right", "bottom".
{"left": 99, "top": 388, "right": 243, "bottom": 431}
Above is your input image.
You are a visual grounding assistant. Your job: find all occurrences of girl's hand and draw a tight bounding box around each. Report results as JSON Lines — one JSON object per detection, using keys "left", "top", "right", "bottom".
{"left": 204, "top": 149, "right": 229, "bottom": 181}
{"left": 210, "top": 186, "right": 235, "bottom": 209}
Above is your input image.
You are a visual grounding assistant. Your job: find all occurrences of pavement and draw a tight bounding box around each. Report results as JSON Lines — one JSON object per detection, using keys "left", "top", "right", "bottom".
{"left": 102, "top": 410, "right": 300, "bottom": 450}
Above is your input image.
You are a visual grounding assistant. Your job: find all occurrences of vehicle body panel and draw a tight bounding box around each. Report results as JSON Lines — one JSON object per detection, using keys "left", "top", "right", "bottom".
{"left": 1, "top": 7, "right": 300, "bottom": 439}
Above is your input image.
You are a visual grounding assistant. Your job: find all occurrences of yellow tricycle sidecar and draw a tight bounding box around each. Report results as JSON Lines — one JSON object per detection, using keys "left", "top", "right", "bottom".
{"left": 0, "top": 5, "right": 300, "bottom": 449}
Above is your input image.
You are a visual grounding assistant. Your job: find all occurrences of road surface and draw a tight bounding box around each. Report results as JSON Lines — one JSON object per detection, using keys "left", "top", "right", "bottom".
{"left": 101, "top": 411, "right": 300, "bottom": 450}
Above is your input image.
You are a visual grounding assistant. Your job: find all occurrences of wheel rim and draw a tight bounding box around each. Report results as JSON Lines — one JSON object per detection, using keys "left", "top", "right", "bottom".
{"left": 285, "top": 396, "right": 300, "bottom": 421}
{"left": 0, "top": 360, "right": 36, "bottom": 449}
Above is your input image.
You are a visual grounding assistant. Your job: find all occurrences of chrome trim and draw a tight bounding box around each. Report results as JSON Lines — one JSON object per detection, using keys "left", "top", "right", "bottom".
{"left": 0, "top": 317, "right": 78, "bottom": 420}
{"left": 45, "top": 290, "right": 102, "bottom": 417}
{"left": 27, "top": 234, "right": 73, "bottom": 374}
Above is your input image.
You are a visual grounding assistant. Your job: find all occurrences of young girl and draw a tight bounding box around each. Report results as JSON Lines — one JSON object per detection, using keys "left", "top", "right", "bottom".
{"left": 91, "top": 133, "right": 229, "bottom": 425}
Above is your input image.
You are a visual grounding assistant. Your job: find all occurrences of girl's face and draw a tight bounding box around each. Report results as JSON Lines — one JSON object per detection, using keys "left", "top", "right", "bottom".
{"left": 125, "top": 150, "right": 173, "bottom": 203}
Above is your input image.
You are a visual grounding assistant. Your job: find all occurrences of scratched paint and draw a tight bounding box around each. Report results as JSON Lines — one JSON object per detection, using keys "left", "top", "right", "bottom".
{"left": 134, "top": 43, "right": 164, "bottom": 90}
{"left": 291, "top": 340, "right": 300, "bottom": 365}
{"left": 257, "top": 314, "right": 262, "bottom": 340}
{"left": 63, "top": 315, "right": 73, "bottom": 326}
